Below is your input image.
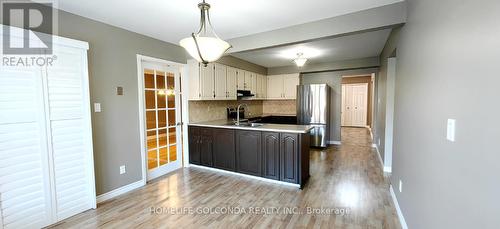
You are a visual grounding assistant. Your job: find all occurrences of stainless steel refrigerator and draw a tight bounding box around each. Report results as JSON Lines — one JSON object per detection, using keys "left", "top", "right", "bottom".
{"left": 297, "top": 84, "right": 331, "bottom": 147}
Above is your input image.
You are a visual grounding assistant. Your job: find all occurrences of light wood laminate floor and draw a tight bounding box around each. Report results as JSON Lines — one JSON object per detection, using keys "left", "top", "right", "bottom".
{"left": 49, "top": 127, "right": 401, "bottom": 229}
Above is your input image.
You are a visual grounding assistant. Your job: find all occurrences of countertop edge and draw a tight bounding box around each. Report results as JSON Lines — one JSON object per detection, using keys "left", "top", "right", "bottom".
{"left": 188, "top": 123, "right": 312, "bottom": 134}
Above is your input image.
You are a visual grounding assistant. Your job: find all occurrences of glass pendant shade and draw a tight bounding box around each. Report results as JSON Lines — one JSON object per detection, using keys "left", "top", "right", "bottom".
{"left": 293, "top": 53, "right": 308, "bottom": 67}
{"left": 179, "top": 36, "right": 231, "bottom": 64}
{"left": 180, "top": 1, "right": 231, "bottom": 66}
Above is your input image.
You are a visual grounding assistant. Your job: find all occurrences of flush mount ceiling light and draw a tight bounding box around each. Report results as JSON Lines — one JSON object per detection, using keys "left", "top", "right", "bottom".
{"left": 293, "top": 53, "right": 308, "bottom": 67}
{"left": 179, "top": 0, "right": 232, "bottom": 66}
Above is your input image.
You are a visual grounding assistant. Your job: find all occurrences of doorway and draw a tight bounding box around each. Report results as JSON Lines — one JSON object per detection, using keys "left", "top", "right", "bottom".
{"left": 139, "top": 60, "right": 183, "bottom": 181}
{"left": 341, "top": 83, "right": 369, "bottom": 127}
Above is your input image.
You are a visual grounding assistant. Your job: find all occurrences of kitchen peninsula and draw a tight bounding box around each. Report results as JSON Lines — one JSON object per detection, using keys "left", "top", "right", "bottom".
{"left": 188, "top": 120, "right": 312, "bottom": 188}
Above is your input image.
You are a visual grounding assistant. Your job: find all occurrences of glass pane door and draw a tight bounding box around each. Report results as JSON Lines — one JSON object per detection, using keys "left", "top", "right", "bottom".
{"left": 142, "top": 62, "right": 182, "bottom": 180}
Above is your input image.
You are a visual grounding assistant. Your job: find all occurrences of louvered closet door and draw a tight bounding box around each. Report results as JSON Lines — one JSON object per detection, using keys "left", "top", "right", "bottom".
{"left": 0, "top": 64, "right": 53, "bottom": 228}
{"left": 46, "top": 45, "right": 95, "bottom": 221}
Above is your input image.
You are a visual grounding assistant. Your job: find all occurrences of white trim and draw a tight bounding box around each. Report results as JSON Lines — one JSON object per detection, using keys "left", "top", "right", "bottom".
{"left": 390, "top": 185, "right": 409, "bottom": 229}
{"left": 96, "top": 180, "right": 144, "bottom": 204}
{"left": 81, "top": 49, "right": 97, "bottom": 209}
{"left": 189, "top": 164, "right": 300, "bottom": 188}
{"left": 136, "top": 56, "right": 148, "bottom": 186}
{"left": 328, "top": 141, "right": 342, "bottom": 145}
{"left": 372, "top": 144, "right": 392, "bottom": 173}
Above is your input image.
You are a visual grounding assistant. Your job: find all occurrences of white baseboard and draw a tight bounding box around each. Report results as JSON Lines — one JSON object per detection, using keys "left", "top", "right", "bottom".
{"left": 96, "top": 180, "right": 145, "bottom": 204}
{"left": 189, "top": 164, "right": 300, "bottom": 188}
{"left": 390, "top": 185, "right": 409, "bottom": 229}
{"left": 328, "top": 141, "right": 341, "bottom": 145}
{"left": 372, "top": 143, "right": 392, "bottom": 173}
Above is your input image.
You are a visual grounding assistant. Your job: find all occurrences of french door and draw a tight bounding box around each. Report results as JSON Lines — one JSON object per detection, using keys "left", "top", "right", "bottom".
{"left": 141, "top": 62, "right": 182, "bottom": 180}
{"left": 341, "top": 83, "right": 368, "bottom": 127}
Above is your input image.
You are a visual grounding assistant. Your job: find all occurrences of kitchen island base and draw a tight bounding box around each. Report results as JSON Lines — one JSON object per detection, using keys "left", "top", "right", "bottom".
{"left": 188, "top": 126, "right": 311, "bottom": 189}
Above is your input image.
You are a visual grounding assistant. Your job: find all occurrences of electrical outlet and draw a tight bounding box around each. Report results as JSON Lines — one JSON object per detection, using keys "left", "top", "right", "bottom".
{"left": 399, "top": 179, "right": 403, "bottom": 193}
{"left": 120, "top": 165, "right": 126, "bottom": 174}
{"left": 378, "top": 138, "right": 381, "bottom": 145}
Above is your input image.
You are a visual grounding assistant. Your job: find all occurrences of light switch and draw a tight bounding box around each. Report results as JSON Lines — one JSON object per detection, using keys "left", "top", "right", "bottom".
{"left": 447, "top": 119, "right": 456, "bottom": 142}
{"left": 94, "top": 103, "right": 102, "bottom": 113}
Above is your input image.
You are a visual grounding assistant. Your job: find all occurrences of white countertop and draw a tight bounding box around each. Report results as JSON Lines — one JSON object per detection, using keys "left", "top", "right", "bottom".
{"left": 188, "top": 119, "right": 312, "bottom": 134}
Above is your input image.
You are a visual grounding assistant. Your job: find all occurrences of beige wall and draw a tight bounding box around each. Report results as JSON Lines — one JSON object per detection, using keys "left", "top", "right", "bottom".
{"left": 341, "top": 76, "right": 374, "bottom": 126}
{"left": 24, "top": 6, "right": 187, "bottom": 195}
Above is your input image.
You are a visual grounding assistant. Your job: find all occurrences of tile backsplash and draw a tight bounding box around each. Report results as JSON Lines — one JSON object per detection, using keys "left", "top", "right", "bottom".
{"left": 188, "top": 99, "right": 297, "bottom": 123}
{"left": 262, "top": 100, "right": 297, "bottom": 115}
{"left": 189, "top": 100, "right": 263, "bottom": 122}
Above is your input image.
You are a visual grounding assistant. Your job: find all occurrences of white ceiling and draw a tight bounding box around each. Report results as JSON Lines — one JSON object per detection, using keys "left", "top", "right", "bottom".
{"left": 53, "top": 0, "right": 402, "bottom": 45}
{"left": 231, "top": 29, "right": 392, "bottom": 68}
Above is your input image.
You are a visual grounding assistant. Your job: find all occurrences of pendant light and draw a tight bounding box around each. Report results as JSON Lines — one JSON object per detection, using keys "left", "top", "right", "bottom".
{"left": 293, "top": 53, "right": 308, "bottom": 67}
{"left": 179, "top": 0, "right": 232, "bottom": 66}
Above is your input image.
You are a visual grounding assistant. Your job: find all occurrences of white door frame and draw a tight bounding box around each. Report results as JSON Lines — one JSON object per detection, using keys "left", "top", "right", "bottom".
{"left": 342, "top": 83, "right": 369, "bottom": 127}
{"left": 136, "top": 54, "right": 189, "bottom": 185}
{"left": 384, "top": 57, "right": 397, "bottom": 173}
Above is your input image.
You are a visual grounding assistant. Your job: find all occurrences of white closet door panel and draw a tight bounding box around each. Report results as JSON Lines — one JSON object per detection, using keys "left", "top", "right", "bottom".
{"left": 50, "top": 119, "right": 92, "bottom": 220}
{"left": 0, "top": 67, "right": 53, "bottom": 229}
{"left": 47, "top": 45, "right": 94, "bottom": 221}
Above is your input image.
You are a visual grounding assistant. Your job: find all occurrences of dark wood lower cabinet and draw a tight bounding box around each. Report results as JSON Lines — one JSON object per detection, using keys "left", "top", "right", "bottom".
{"left": 262, "top": 132, "right": 280, "bottom": 180}
{"left": 280, "top": 133, "right": 299, "bottom": 183}
{"left": 199, "top": 128, "right": 214, "bottom": 166}
{"left": 188, "top": 126, "right": 201, "bottom": 165}
{"left": 235, "top": 130, "right": 262, "bottom": 177}
{"left": 213, "top": 129, "right": 235, "bottom": 171}
{"left": 188, "top": 126, "right": 309, "bottom": 188}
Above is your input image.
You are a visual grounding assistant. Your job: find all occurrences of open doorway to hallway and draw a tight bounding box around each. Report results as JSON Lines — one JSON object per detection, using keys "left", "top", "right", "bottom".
{"left": 341, "top": 74, "right": 375, "bottom": 130}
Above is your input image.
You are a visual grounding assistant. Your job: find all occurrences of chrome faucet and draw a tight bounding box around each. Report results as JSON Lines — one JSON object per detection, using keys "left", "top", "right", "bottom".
{"left": 235, "top": 103, "right": 249, "bottom": 126}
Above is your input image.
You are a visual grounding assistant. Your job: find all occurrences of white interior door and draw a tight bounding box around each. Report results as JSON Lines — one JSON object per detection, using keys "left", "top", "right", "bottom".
{"left": 341, "top": 84, "right": 347, "bottom": 125}
{"left": 342, "top": 83, "right": 368, "bottom": 127}
{"left": 142, "top": 62, "right": 183, "bottom": 181}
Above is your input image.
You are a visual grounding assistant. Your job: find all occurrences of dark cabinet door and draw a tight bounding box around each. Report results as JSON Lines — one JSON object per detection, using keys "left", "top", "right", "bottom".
{"left": 280, "top": 133, "right": 298, "bottom": 183}
{"left": 262, "top": 132, "right": 280, "bottom": 180}
{"left": 236, "top": 130, "right": 262, "bottom": 176}
{"left": 213, "top": 129, "right": 236, "bottom": 171}
{"left": 199, "top": 128, "right": 214, "bottom": 167}
{"left": 188, "top": 126, "right": 201, "bottom": 165}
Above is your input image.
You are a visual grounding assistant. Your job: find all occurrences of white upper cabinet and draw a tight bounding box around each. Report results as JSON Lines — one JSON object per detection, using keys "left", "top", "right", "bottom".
{"left": 226, "top": 67, "right": 238, "bottom": 99}
{"left": 187, "top": 61, "right": 266, "bottom": 101}
{"left": 267, "top": 74, "right": 299, "bottom": 100}
{"left": 214, "top": 63, "right": 227, "bottom": 100}
{"left": 283, "top": 74, "right": 300, "bottom": 99}
{"left": 200, "top": 63, "right": 215, "bottom": 99}
{"left": 187, "top": 59, "right": 201, "bottom": 100}
{"left": 237, "top": 69, "right": 245, "bottom": 90}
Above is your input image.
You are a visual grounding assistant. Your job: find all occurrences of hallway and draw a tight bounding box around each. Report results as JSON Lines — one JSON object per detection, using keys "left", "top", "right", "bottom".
{"left": 50, "top": 128, "right": 400, "bottom": 228}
